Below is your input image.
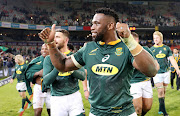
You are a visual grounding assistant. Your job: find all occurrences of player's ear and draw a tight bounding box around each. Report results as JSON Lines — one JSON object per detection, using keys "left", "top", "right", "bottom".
{"left": 107, "top": 22, "right": 115, "bottom": 30}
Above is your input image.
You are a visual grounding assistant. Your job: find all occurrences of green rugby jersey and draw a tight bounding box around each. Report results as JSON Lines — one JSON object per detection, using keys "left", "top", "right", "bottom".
{"left": 43, "top": 50, "right": 85, "bottom": 96}
{"left": 71, "top": 40, "right": 135, "bottom": 115}
{"left": 150, "top": 44, "right": 172, "bottom": 73}
{"left": 12, "top": 63, "right": 27, "bottom": 83}
{"left": 130, "top": 46, "right": 155, "bottom": 83}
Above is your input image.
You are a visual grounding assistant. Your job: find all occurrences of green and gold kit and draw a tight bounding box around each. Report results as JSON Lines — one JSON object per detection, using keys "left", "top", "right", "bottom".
{"left": 71, "top": 40, "right": 135, "bottom": 115}
{"left": 26, "top": 55, "right": 44, "bottom": 83}
{"left": 12, "top": 63, "right": 27, "bottom": 83}
{"left": 150, "top": 44, "right": 172, "bottom": 73}
{"left": 130, "top": 46, "right": 155, "bottom": 83}
{"left": 43, "top": 50, "right": 85, "bottom": 96}
{"left": 171, "top": 54, "right": 180, "bottom": 73}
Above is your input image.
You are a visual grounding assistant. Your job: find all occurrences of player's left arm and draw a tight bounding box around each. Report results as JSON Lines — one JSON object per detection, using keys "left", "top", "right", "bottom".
{"left": 169, "top": 56, "right": 180, "bottom": 77}
{"left": 116, "top": 23, "right": 158, "bottom": 77}
{"left": 132, "top": 50, "right": 159, "bottom": 77}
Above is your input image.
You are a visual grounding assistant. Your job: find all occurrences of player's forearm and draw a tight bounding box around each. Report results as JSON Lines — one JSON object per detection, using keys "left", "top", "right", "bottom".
{"left": 170, "top": 57, "right": 180, "bottom": 72}
{"left": 12, "top": 73, "right": 16, "bottom": 79}
{"left": 82, "top": 79, "right": 88, "bottom": 91}
{"left": 43, "top": 68, "right": 59, "bottom": 85}
{"left": 33, "top": 69, "right": 43, "bottom": 78}
{"left": 48, "top": 43, "right": 67, "bottom": 72}
{"left": 134, "top": 49, "right": 158, "bottom": 77}
{"left": 48, "top": 43, "right": 78, "bottom": 72}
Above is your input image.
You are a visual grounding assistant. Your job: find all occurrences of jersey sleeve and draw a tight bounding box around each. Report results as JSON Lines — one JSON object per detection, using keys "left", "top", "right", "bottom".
{"left": 12, "top": 67, "right": 16, "bottom": 79}
{"left": 43, "top": 56, "right": 58, "bottom": 85}
{"left": 167, "top": 46, "right": 173, "bottom": 57}
{"left": 143, "top": 46, "right": 156, "bottom": 59}
{"left": 71, "top": 45, "right": 86, "bottom": 68}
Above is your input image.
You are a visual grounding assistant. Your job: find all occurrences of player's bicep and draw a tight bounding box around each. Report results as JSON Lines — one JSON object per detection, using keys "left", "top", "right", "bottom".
{"left": 64, "top": 56, "right": 79, "bottom": 71}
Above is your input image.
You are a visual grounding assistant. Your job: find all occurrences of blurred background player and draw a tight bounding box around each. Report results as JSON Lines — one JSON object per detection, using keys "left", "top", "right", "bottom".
{"left": 42, "top": 29, "right": 85, "bottom": 116}
{"left": 150, "top": 31, "right": 180, "bottom": 116}
{"left": 10, "top": 55, "right": 32, "bottom": 113}
{"left": 170, "top": 48, "right": 180, "bottom": 90}
{"left": 130, "top": 32, "right": 159, "bottom": 116}
{"left": 25, "top": 44, "right": 51, "bottom": 116}
{"left": 67, "top": 43, "right": 75, "bottom": 53}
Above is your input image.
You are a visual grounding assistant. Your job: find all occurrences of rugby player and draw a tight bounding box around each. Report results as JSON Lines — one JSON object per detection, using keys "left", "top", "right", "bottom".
{"left": 25, "top": 44, "right": 51, "bottom": 116}
{"left": 170, "top": 48, "right": 180, "bottom": 90}
{"left": 129, "top": 32, "right": 159, "bottom": 116}
{"left": 10, "top": 55, "right": 32, "bottom": 113}
{"left": 42, "top": 29, "right": 85, "bottom": 116}
{"left": 150, "top": 31, "right": 180, "bottom": 116}
{"left": 39, "top": 8, "right": 158, "bottom": 116}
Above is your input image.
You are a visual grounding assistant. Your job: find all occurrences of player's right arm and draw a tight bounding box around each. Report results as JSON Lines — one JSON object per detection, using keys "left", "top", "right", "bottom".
{"left": 39, "top": 24, "right": 79, "bottom": 72}
{"left": 10, "top": 66, "right": 17, "bottom": 83}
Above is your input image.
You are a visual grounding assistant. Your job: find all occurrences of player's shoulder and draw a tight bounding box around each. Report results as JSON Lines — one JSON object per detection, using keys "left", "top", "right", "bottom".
{"left": 44, "top": 55, "right": 50, "bottom": 60}
{"left": 142, "top": 46, "right": 149, "bottom": 49}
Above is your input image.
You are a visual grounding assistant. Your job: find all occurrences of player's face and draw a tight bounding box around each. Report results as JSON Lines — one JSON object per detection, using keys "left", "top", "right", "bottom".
{"left": 54, "top": 32, "right": 67, "bottom": 49}
{"left": 15, "top": 58, "right": 20, "bottom": 64}
{"left": 41, "top": 44, "right": 49, "bottom": 57}
{"left": 91, "top": 13, "right": 108, "bottom": 42}
{"left": 153, "top": 34, "right": 162, "bottom": 45}
{"left": 173, "top": 49, "right": 178, "bottom": 54}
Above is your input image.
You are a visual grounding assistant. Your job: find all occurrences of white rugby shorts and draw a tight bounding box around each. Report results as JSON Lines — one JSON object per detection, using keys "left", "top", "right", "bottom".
{"left": 130, "top": 80, "right": 153, "bottom": 99}
{"left": 33, "top": 84, "right": 51, "bottom": 109}
{"left": 50, "top": 91, "right": 85, "bottom": 116}
{"left": 16, "top": 82, "right": 27, "bottom": 91}
{"left": 153, "top": 72, "right": 170, "bottom": 84}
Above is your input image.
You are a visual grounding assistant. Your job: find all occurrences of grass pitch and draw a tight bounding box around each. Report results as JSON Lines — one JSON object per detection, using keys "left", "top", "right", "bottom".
{"left": 0, "top": 79, "right": 180, "bottom": 116}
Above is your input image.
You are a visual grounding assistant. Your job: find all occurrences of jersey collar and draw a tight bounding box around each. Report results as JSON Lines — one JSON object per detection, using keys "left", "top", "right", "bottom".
{"left": 64, "top": 50, "right": 71, "bottom": 55}
{"left": 154, "top": 44, "right": 164, "bottom": 47}
{"left": 19, "top": 62, "right": 24, "bottom": 65}
{"left": 98, "top": 39, "right": 121, "bottom": 45}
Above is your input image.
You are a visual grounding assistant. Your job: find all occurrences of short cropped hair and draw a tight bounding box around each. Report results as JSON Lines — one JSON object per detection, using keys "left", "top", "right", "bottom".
{"left": 15, "top": 55, "right": 24, "bottom": 63}
{"left": 95, "top": 8, "right": 119, "bottom": 23}
{"left": 67, "top": 44, "right": 74, "bottom": 51}
{"left": 153, "top": 31, "right": 163, "bottom": 42}
{"left": 56, "top": 29, "right": 70, "bottom": 38}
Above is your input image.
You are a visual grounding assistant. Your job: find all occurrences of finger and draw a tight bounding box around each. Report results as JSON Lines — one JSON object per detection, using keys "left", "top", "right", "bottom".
{"left": 44, "top": 28, "right": 51, "bottom": 36}
{"left": 51, "top": 24, "right": 56, "bottom": 32}
{"left": 49, "top": 24, "right": 56, "bottom": 41}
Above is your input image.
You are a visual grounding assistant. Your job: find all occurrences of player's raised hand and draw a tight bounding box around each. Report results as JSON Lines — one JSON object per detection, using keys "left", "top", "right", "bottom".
{"left": 116, "top": 22, "right": 130, "bottom": 38}
{"left": 38, "top": 24, "right": 56, "bottom": 43}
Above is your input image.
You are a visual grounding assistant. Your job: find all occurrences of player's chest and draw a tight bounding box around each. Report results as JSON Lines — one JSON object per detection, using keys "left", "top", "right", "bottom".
{"left": 85, "top": 46, "right": 129, "bottom": 75}
{"left": 16, "top": 65, "right": 25, "bottom": 74}
{"left": 153, "top": 47, "right": 168, "bottom": 58}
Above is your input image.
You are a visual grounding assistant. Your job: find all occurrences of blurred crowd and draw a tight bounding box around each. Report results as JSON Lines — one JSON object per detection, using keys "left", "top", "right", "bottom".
{"left": 0, "top": 0, "right": 180, "bottom": 27}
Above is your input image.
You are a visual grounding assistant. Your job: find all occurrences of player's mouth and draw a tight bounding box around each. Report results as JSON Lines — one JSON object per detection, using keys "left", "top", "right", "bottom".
{"left": 91, "top": 32, "right": 97, "bottom": 37}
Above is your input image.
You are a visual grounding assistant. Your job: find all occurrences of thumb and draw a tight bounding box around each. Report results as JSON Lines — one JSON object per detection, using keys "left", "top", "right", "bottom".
{"left": 51, "top": 24, "right": 56, "bottom": 32}
{"left": 49, "top": 24, "right": 56, "bottom": 41}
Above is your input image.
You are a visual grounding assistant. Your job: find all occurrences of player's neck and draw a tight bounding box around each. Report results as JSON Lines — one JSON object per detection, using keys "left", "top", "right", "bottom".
{"left": 103, "top": 31, "right": 119, "bottom": 44}
{"left": 155, "top": 43, "right": 163, "bottom": 46}
{"left": 60, "top": 46, "right": 69, "bottom": 53}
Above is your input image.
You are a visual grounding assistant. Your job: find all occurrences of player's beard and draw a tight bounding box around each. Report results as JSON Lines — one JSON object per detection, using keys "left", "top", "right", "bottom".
{"left": 57, "top": 43, "right": 64, "bottom": 50}
{"left": 92, "top": 26, "right": 108, "bottom": 42}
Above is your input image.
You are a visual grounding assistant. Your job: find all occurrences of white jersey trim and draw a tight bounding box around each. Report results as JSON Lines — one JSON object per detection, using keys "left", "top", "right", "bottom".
{"left": 71, "top": 55, "right": 82, "bottom": 69}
